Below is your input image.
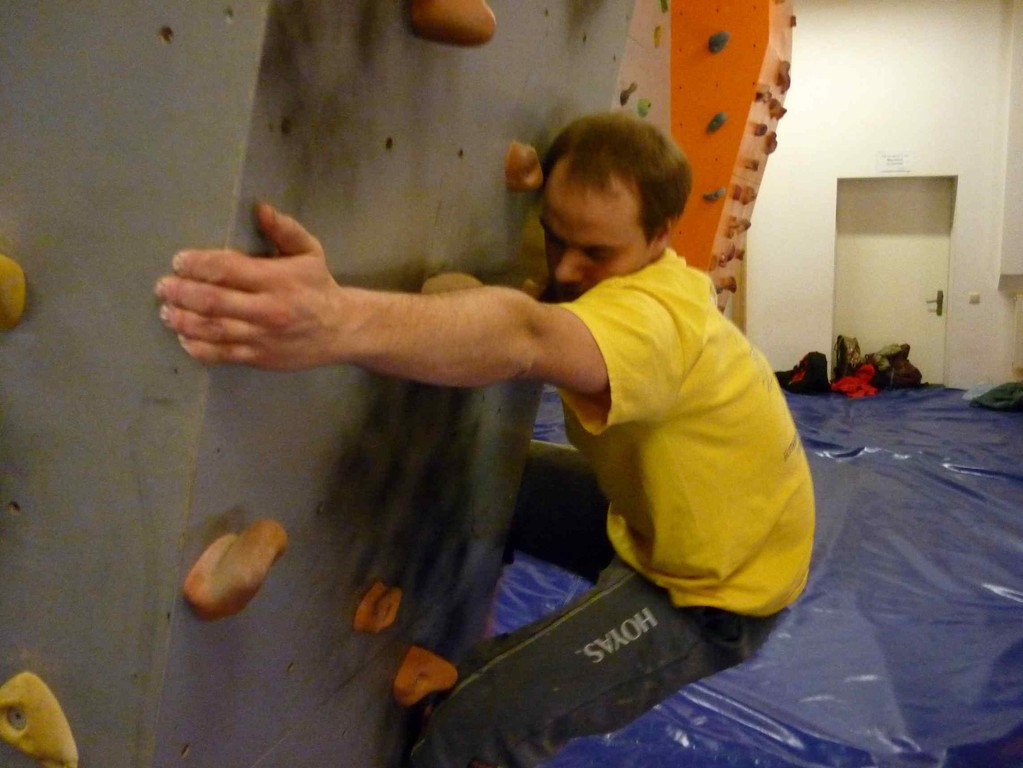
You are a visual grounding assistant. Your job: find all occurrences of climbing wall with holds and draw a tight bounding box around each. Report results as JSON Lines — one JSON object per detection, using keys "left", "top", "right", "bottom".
{"left": 614, "top": 0, "right": 673, "bottom": 134}
{"left": 669, "top": 0, "right": 796, "bottom": 318}
{"left": 0, "top": 2, "right": 634, "bottom": 766}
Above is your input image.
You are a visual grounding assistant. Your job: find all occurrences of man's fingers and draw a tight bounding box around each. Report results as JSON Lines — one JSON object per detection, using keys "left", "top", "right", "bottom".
{"left": 176, "top": 336, "right": 259, "bottom": 367}
{"left": 156, "top": 275, "right": 283, "bottom": 326}
{"left": 171, "top": 248, "right": 275, "bottom": 292}
{"left": 159, "top": 303, "right": 255, "bottom": 344}
{"left": 257, "top": 203, "right": 322, "bottom": 257}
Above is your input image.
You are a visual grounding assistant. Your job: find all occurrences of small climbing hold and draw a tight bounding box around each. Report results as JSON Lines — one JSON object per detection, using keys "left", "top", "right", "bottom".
{"left": 504, "top": 140, "right": 544, "bottom": 192}
{"left": 653, "top": 25, "right": 663, "bottom": 48}
{"left": 619, "top": 81, "right": 638, "bottom": 106}
{"left": 777, "top": 60, "right": 792, "bottom": 93}
{"left": 744, "top": 158, "right": 760, "bottom": 172}
{"left": 706, "top": 112, "right": 727, "bottom": 133}
{"left": 0, "top": 672, "right": 78, "bottom": 768}
{"left": 183, "top": 519, "right": 289, "bottom": 621}
{"left": 768, "top": 98, "right": 787, "bottom": 120}
{"left": 353, "top": 580, "right": 403, "bottom": 633}
{"left": 410, "top": 0, "right": 496, "bottom": 47}
{"left": 755, "top": 84, "right": 772, "bottom": 102}
{"left": 740, "top": 186, "right": 758, "bottom": 204}
{"left": 753, "top": 123, "right": 768, "bottom": 137}
{"left": 636, "top": 98, "right": 652, "bottom": 118}
{"left": 791, "top": 14, "right": 797, "bottom": 27}
{"left": 393, "top": 646, "right": 458, "bottom": 707}
{"left": 703, "top": 187, "right": 727, "bottom": 202}
{"left": 421, "top": 272, "right": 484, "bottom": 294}
{"left": 0, "top": 252, "right": 26, "bottom": 331}
{"left": 765, "top": 131, "right": 779, "bottom": 154}
{"left": 659, "top": 0, "right": 669, "bottom": 12}
{"left": 727, "top": 217, "right": 753, "bottom": 237}
{"left": 708, "top": 31, "right": 730, "bottom": 53}
{"left": 715, "top": 276, "right": 738, "bottom": 294}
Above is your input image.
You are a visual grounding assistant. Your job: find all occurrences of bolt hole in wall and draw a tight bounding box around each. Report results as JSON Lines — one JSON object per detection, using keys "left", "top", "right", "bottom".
{"left": 158, "top": 26, "right": 173, "bottom": 43}
{"left": 834, "top": 176, "right": 955, "bottom": 385}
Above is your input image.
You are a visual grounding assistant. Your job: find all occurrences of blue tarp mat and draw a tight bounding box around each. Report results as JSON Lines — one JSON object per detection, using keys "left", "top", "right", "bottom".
{"left": 490, "top": 386, "right": 1023, "bottom": 767}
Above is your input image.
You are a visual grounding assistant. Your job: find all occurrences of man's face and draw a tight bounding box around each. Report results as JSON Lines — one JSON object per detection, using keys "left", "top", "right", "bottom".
{"left": 540, "top": 159, "right": 669, "bottom": 301}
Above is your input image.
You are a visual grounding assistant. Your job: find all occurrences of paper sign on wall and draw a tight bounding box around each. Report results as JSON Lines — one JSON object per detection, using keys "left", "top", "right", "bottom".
{"left": 876, "top": 151, "right": 913, "bottom": 174}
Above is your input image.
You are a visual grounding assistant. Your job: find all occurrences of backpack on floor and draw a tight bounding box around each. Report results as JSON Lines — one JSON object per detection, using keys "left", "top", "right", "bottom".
{"left": 776, "top": 351, "right": 831, "bottom": 394}
{"left": 866, "top": 343, "right": 924, "bottom": 389}
{"left": 833, "top": 335, "right": 864, "bottom": 382}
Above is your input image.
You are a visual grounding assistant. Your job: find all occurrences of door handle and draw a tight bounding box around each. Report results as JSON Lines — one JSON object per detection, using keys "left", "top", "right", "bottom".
{"left": 926, "top": 289, "right": 944, "bottom": 316}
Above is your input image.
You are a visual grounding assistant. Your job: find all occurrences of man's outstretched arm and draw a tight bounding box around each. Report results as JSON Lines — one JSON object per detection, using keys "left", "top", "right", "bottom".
{"left": 154, "top": 203, "right": 608, "bottom": 395}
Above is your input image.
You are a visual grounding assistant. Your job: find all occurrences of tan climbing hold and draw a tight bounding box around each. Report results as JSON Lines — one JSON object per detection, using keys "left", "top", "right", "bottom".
{"left": 0, "top": 252, "right": 26, "bottom": 331}
{"left": 519, "top": 278, "right": 545, "bottom": 299}
{"left": 353, "top": 580, "right": 402, "bottom": 634}
{"left": 411, "top": 0, "right": 496, "bottom": 46}
{"left": 504, "top": 140, "right": 544, "bottom": 192}
{"left": 421, "top": 272, "right": 483, "bottom": 294}
{"left": 183, "top": 519, "right": 288, "bottom": 621}
{"left": 0, "top": 672, "right": 78, "bottom": 768}
{"left": 392, "top": 646, "right": 458, "bottom": 707}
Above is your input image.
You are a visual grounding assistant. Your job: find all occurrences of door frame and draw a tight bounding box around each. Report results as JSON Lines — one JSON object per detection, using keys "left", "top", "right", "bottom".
{"left": 831, "top": 174, "right": 958, "bottom": 385}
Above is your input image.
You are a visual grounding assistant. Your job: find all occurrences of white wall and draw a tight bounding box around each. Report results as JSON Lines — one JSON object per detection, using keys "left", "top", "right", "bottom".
{"left": 747, "top": 0, "right": 1021, "bottom": 388}
{"left": 1002, "top": 0, "right": 1023, "bottom": 286}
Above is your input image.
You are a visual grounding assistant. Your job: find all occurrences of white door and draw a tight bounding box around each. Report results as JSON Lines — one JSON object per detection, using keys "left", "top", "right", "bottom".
{"left": 834, "top": 176, "right": 954, "bottom": 385}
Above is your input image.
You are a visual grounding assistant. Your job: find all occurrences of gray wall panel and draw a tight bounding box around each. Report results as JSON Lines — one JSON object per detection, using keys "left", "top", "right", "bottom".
{"left": 2, "top": 1, "right": 632, "bottom": 765}
{"left": 0, "top": 3, "right": 270, "bottom": 765}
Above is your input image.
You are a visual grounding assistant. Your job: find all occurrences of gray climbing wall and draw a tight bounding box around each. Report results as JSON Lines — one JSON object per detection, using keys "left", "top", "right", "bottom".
{"left": 0, "top": 1, "right": 633, "bottom": 766}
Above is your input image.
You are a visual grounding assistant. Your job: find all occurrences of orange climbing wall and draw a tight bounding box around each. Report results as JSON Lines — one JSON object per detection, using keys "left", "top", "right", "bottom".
{"left": 669, "top": 0, "right": 794, "bottom": 308}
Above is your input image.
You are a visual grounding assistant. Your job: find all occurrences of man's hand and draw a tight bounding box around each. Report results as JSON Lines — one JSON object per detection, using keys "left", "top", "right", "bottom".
{"left": 155, "top": 203, "right": 609, "bottom": 397}
{"left": 155, "top": 203, "right": 342, "bottom": 370}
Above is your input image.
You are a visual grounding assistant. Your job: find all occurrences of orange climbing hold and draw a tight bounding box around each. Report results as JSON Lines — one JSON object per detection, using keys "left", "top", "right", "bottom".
{"left": 183, "top": 519, "right": 288, "bottom": 621}
{"left": 715, "top": 276, "right": 739, "bottom": 294}
{"left": 393, "top": 646, "right": 458, "bottom": 707}
{"left": 353, "top": 580, "right": 403, "bottom": 633}
{"left": 504, "top": 140, "right": 544, "bottom": 192}
{"left": 411, "top": 0, "right": 496, "bottom": 46}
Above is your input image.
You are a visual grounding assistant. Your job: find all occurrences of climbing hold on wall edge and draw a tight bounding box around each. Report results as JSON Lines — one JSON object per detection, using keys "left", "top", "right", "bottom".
{"left": 0, "top": 252, "right": 26, "bottom": 331}
{"left": 0, "top": 672, "right": 78, "bottom": 768}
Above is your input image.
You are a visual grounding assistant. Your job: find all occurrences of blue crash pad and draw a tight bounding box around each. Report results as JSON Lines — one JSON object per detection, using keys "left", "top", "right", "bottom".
{"left": 491, "top": 386, "right": 1023, "bottom": 767}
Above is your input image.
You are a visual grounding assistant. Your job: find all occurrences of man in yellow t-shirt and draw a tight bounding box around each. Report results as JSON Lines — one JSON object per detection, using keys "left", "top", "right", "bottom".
{"left": 156, "top": 112, "right": 815, "bottom": 768}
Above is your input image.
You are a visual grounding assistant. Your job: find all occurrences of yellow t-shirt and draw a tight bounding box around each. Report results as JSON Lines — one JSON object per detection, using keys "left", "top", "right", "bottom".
{"left": 559, "top": 249, "right": 815, "bottom": 616}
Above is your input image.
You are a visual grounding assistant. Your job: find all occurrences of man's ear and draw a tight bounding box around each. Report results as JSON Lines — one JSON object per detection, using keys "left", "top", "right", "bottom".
{"left": 649, "top": 221, "right": 674, "bottom": 255}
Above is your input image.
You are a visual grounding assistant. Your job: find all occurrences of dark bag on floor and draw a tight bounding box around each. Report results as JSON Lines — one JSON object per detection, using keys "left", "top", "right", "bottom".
{"left": 777, "top": 352, "right": 831, "bottom": 394}
{"left": 865, "top": 343, "right": 923, "bottom": 389}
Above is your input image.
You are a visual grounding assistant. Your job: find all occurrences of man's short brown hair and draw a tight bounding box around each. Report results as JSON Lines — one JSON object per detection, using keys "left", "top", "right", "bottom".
{"left": 542, "top": 112, "right": 692, "bottom": 242}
